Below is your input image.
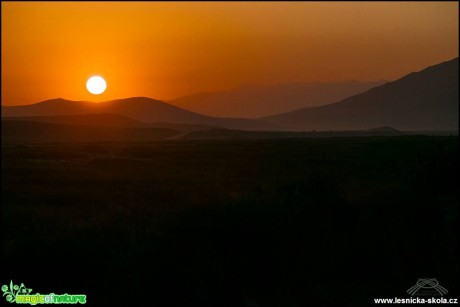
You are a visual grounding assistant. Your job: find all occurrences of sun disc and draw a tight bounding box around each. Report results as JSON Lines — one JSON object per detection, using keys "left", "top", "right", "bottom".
{"left": 86, "top": 76, "right": 107, "bottom": 95}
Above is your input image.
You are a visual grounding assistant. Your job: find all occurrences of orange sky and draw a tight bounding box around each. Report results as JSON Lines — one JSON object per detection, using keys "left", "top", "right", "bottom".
{"left": 2, "top": 2, "right": 458, "bottom": 106}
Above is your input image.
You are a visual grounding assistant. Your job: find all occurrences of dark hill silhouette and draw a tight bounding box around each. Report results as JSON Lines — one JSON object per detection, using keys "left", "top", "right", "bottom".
{"left": 3, "top": 113, "right": 147, "bottom": 128}
{"left": 2, "top": 97, "right": 215, "bottom": 122}
{"left": 168, "top": 80, "right": 385, "bottom": 118}
{"left": 262, "top": 58, "right": 459, "bottom": 131}
{"left": 147, "top": 122, "right": 220, "bottom": 132}
{"left": 1, "top": 120, "right": 181, "bottom": 144}
{"left": 183, "top": 128, "right": 404, "bottom": 140}
{"left": 2, "top": 97, "right": 279, "bottom": 131}
{"left": 368, "top": 126, "right": 400, "bottom": 133}
{"left": 2, "top": 113, "right": 220, "bottom": 132}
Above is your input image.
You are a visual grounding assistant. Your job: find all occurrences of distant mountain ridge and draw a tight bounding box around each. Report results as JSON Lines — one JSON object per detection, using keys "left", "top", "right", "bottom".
{"left": 262, "top": 58, "right": 459, "bottom": 131}
{"left": 168, "top": 80, "right": 386, "bottom": 118}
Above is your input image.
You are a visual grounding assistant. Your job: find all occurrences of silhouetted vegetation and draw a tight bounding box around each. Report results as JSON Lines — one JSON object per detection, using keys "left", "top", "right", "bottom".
{"left": 1, "top": 136, "right": 458, "bottom": 306}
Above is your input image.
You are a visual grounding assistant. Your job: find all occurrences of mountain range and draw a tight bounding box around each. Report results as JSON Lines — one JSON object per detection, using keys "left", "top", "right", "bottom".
{"left": 2, "top": 57, "right": 458, "bottom": 136}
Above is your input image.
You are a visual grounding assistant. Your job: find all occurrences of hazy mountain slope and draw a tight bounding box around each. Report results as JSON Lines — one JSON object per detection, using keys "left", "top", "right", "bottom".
{"left": 262, "top": 58, "right": 459, "bottom": 131}
{"left": 168, "top": 80, "right": 385, "bottom": 118}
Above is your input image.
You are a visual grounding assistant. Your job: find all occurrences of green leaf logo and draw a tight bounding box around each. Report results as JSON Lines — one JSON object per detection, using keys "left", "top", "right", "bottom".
{"left": 1, "top": 280, "right": 17, "bottom": 303}
{"left": 2, "top": 280, "right": 33, "bottom": 303}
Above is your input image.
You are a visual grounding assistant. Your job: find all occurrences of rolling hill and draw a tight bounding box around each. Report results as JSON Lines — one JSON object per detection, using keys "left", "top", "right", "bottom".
{"left": 262, "top": 58, "right": 459, "bottom": 131}
{"left": 2, "top": 113, "right": 220, "bottom": 132}
{"left": 168, "top": 80, "right": 385, "bottom": 118}
{"left": 2, "top": 97, "right": 279, "bottom": 131}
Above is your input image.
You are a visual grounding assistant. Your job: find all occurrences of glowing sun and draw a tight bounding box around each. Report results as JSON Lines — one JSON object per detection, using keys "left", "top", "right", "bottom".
{"left": 86, "top": 76, "right": 107, "bottom": 95}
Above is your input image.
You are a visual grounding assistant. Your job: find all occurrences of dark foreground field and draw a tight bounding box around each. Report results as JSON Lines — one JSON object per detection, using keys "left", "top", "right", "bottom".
{"left": 1, "top": 137, "right": 459, "bottom": 306}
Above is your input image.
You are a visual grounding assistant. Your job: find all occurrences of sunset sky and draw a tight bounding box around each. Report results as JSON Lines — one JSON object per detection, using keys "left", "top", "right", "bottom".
{"left": 2, "top": 2, "right": 458, "bottom": 106}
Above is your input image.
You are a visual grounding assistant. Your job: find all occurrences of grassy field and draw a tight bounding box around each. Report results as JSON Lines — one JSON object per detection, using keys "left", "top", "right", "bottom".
{"left": 1, "top": 136, "right": 458, "bottom": 306}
